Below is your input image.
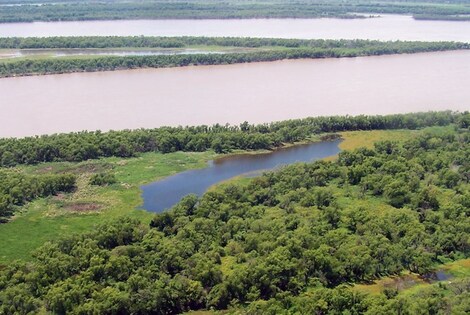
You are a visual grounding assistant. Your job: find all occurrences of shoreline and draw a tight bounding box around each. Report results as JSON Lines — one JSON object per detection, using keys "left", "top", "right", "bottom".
{"left": 2, "top": 48, "right": 469, "bottom": 79}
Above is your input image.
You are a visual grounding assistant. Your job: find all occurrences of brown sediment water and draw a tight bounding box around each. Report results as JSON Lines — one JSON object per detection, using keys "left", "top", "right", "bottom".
{"left": 0, "top": 15, "right": 469, "bottom": 41}
{"left": 0, "top": 50, "right": 469, "bottom": 138}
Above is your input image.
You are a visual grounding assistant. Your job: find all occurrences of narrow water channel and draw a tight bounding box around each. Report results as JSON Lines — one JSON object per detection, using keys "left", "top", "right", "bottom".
{"left": 0, "top": 48, "right": 227, "bottom": 59}
{"left": 1, "top": 15, "right": 470, "bottom": 42}
{"left": 141, "top": 140, "right": 341, "bottom": 212}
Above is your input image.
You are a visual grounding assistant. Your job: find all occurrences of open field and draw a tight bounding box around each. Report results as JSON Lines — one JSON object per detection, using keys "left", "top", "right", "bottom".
{"left": 322, "top": 128, "right": 422, "bottom": 161}
{"left": 0, "top": 151, "right": 216, "bottom": 262}
{"left": 328, "top": 124, "right": 456, "bottom": 155}
{"left": 338, "top": 129, "right": 420, "bottom": 151}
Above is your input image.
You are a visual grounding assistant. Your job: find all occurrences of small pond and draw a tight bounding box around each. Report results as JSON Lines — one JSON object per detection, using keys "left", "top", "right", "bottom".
{"left": 141, "top": 140, "right": 341, "bottom": 212}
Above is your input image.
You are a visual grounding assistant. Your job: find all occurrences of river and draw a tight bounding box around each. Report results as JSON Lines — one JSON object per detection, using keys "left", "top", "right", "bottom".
{"left": 141, "top": 140, "right": 341, "bottom": 212}
{"left": 0, "top": 15, "right": 469, "bottom": 42}
{"left": 1, "top": 50, "right": 469, "bottom": 138}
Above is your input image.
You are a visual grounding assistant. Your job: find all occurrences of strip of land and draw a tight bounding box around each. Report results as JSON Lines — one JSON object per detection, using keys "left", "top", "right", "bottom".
{"left": 0, "top": 37, "right": 468, "bottom": 77}
{"left": 0, "top": 0, "right": 469, "bottom": 22}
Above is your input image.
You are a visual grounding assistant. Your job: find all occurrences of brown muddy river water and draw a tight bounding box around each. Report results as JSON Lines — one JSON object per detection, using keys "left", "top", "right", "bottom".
{"left": 0, "top": 15, "right": 469, "bottom": 42}
{"left": 1, "top": 50, "right": 469, "bottom": 137}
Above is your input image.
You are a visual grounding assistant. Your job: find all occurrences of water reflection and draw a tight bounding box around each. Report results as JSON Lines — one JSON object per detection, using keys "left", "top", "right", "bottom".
{"left": 141, "top": 140, "right": 341, "bottom": 212}
{"left": 0, "top": 48, "right": 226, "bottom": 59}
{"left": 1, "top": 51, "right": 469, "bottom": 138}
{"left": 1, "top": 15, "right": 470, "bottom": 42}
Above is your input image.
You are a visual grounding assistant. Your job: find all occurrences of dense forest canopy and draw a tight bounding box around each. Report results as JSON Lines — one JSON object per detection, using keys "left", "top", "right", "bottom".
{"left": 0, "top": 111, "right": 465, "bottom": 167}
{"left": 0, "top": 0, "right": 469, "bottom": 22}
{"left": 4, "top": 36, "right": 469, "bottom": 49}
{"left": 4, "top": 37, "right": 466, "bottom": 50}
{"left": 1, "top": 38, "right": 467, "bottom": 77}
{"left": 0, "top": 122, "right": 468, "bottom": 314}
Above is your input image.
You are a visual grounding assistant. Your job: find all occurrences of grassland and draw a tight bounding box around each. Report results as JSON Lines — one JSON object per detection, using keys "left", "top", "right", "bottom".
{"left": 338, "top": 129, "right": 420, "bottom": 151}
{"left": 322, "top": 128, "right": 421, "bottom": 162}
{"left": 0, "top": 151, "right": 216, "bottom": 263}
{"left": 354, "top": 259, "right": 470, "bottom": 296}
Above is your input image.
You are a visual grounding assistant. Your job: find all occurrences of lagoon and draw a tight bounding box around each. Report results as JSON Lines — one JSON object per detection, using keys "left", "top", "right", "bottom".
{"left": 141, "top": 140, "right": 341, "bottom": 212}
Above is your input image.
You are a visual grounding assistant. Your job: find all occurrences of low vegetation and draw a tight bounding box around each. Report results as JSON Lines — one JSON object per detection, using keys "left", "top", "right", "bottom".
{"left": 0, "top": 121, "right": 468, "bottom": 314}
{"left": 2, "top": 37, "right": 468, "bottom": 51}
{"left": 89, "top": 172, "right": 117, "bottom": 187}
{"left": 0, "top": 38, "right": 467, "bottom": 77}
{"left": 0, "top": 150, "right": 216, "bottom": 262}
{"left": 0, "top": 170, "right": 76, "bottom": 222}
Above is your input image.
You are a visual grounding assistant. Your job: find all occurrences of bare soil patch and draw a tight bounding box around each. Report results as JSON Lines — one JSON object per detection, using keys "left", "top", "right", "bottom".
{"left": 65, "top": 202, "right": 103, "bottom": 212}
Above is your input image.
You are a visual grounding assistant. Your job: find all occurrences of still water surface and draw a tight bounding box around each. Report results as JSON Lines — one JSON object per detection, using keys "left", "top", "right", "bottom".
{"left": 0, "top": 48, "right": 226, "bottom": 59}
{"left": 141, "top": 140, "right": 341, "bottom": 212}
{"left": 0, "top": 15, "right": 469, "bottom": 42}
{"left": 1, "top": 51, "right": 469, "bottom": 138}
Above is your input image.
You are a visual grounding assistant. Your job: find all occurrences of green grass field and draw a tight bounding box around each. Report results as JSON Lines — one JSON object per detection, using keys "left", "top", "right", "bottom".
{"left": 323, "top": 129, "right": 421, "bottom": 162}
{"left": 0, "top": 151, "right": 216, "bottom": 263}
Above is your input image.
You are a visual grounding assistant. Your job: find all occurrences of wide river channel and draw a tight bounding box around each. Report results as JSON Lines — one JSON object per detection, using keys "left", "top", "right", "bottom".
{"left": 1, "top": 15, "right": 470, "bottom": 42}
{"left": 1, "top": 50, "right": 469, "bottom": 138}
{"left": 141, "top": 140, "right": 341, "bottom": 212}
{"left": 1, "top": 15, "right": 469, "bottom": 212}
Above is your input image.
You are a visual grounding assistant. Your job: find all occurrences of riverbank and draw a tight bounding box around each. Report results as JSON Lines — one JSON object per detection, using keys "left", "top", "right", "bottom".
{"left": 1, "top": 0, "right": 469, "bottom": 23}
{"left": 2, "top": 39, "right": 466, "bottom": 77}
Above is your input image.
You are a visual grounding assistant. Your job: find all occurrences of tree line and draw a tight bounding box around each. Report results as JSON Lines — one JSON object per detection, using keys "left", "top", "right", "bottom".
{"left": 0, "top": 111, "right": 465, "bottom": 167}
{"left": 2, "top": 37, "right": 467, "bottom": 50}
{"left": 0, "top": 0, "right": 469, "bottom": 22}
{"left": 1, "top": 40, "right": 468, "bottom": 77}
{"left": 0, "top": 171, "right": 76, "bottom": 222}
{"left": 0, "top": 126, "right": 468, "bottom": 314}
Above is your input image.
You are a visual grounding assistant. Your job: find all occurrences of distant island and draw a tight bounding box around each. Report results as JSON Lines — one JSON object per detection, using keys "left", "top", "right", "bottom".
{"left": 0, "top": 0, "right": 469, "bottom": 22}
{"left": 1, "top": 37, "right": 468, "bottom": 77}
